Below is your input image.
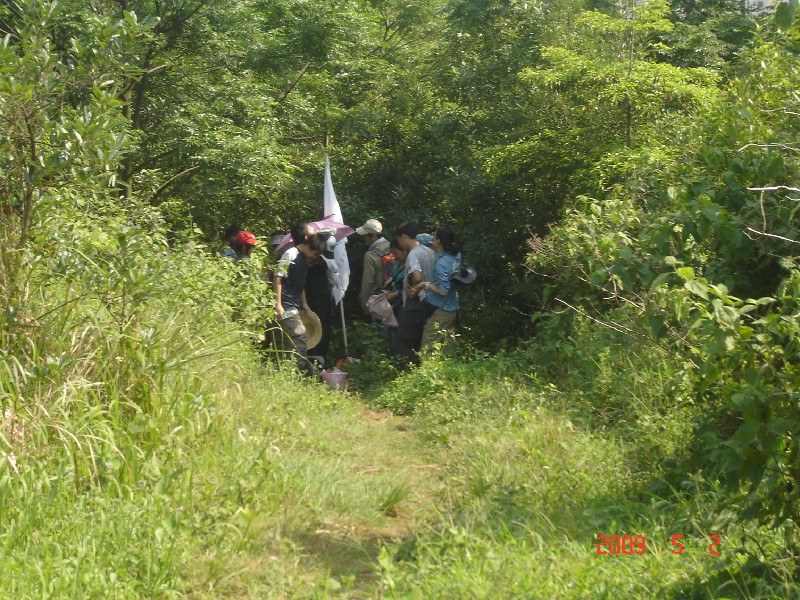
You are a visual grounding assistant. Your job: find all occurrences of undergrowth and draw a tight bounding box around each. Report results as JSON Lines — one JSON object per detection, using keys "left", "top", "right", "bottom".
{"left": 368, "top": 312, "right": 799, "bottom": 598}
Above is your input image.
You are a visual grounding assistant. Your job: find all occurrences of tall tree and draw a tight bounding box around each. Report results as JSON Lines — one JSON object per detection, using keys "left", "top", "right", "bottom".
{"left": 529, "top": 0, "right": 719, "bottom": 148}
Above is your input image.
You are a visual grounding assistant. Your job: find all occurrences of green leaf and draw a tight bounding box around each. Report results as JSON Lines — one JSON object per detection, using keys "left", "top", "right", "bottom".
{"left": 731, "top": 420, "right": 759, "bottom": 449}
{"left": 731, "top": 392, "right": 753, "bottom": 410}
{"left": 709, "top": 331, "right": 737, "bottom": 354}
{"left": 664, "top": 256, "right": 679, "bottom": 266}
{"left": 767, "top": 417, "right": 791, "bottom": 435}
{"left": 590, "top": 269, "right": 608, "bottom": 286}
{"left": 685, "top": 279, "right": 708, "bottom": 299}
{"left": 326, "top": 578, "right": 342, "bottom": 592}
{"left": 649, "top": 315, "right": 667, "bottom": 338}
{"left": 677, "top": 266, "right": 695, "bottom": 281}
{"left": 743, "top": 459, "right": 767, "bottom": 490}
{"left": 650, "top": 272, "right": 671, "bottom": 289}
{"left": 127, "top": 417, "right": 146, "bottom": 434}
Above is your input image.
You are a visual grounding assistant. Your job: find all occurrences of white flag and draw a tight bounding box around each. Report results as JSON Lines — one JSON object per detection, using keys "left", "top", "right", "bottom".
{"left": 323, "top": 157, "right": 350, "bottom": 304}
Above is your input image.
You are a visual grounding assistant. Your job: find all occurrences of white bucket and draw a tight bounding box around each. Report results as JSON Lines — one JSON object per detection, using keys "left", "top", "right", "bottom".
{"left": 320, "top": 369, "right": 348, "bottom": 392}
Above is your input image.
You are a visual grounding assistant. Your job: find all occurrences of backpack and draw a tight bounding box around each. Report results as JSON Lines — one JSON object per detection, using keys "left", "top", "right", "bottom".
{"left": 369, "top": 246, "right": 397, "bottom": 285}
{"left": 381, "top": 252, "right": 397, "bottom": 284}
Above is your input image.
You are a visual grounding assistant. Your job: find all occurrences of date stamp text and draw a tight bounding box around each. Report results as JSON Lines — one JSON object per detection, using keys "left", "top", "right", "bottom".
{"left": 595, "top": 534, "right": 721, "bottom": 555}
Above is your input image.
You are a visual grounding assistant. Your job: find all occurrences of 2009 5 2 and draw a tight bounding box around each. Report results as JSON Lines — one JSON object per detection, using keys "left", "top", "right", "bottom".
{"left": 595, "top": 534, "right": 721, "bottom": 555}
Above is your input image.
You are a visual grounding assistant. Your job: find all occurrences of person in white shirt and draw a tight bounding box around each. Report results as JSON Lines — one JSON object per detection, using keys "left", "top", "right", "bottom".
{"left": 392, "top": 222, "right": 435, "bottom": 366}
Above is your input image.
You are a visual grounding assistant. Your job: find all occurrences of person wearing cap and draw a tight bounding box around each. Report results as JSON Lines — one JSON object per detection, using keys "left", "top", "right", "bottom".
{"left": 273, "top": 223, "right": 325, "bottom": 375}
{"left": 357, "top": 218, "right": 391, "bottom": 316}
{"left": 232, "top": 230, "right": 257, "bottom": 261}
{"left": 393, "top": 222, "right": 435, "bottom": 366}
{"left": 412, "top": 224, "right": 463, "bottom": 352}
{"left": 416, "top": 232, "right": 434, "bottom": 246}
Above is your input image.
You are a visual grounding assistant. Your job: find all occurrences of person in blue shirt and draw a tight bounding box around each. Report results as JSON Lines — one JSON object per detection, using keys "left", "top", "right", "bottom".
{"left": 413, "top": 224, "right": 462, "bottom": 351}
{"left": 221, "top": 225, "right": 241, "bottom": 261}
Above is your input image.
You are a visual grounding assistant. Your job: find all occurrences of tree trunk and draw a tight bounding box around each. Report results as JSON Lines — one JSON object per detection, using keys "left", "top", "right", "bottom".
{"left": 625, "top": 100, "right": 633, "bottom": 148}
{"left": 121, "top": 79, "right": 133, "bottom": 200}
{"left": 277, "top": 61, "right": 312, "bottom": 103}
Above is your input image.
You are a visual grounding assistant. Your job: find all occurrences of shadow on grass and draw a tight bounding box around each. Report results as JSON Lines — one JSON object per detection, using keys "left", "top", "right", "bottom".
{"left": 290, "top": 525, "right": 417, "bottom": 595}
{"left": 351, "top": 434, "right": 779, "bottom": 600}
{"left": 295, "top": 529, "right": 381, "bottom": 581}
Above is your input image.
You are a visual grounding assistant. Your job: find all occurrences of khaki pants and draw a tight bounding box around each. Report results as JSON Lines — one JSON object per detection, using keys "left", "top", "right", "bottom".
{"left": 421, "top": 308, "right": 458, "bottom": 351}
{"left": 277, "top": 312, "right": 313, "bottom": 375}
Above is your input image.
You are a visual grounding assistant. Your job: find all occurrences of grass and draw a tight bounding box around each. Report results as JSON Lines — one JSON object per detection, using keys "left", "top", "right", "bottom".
{"left": 357, "top": 325, "right": 799, "bottom": 599}
{"left": 374, "top": 408, "right": 726, "bottom": 598}
{"left": 179, "top": 364, "right": 446, "bottom": 598}
{"left": 3, "top": 306, "right": 797, "bottom": 599}
{"left": 3, "top": 332, "right": 796, "bottom": 598}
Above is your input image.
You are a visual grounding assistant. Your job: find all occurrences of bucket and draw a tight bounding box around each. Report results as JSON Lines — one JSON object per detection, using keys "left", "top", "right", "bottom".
{"left": 320, "top": 369, "right": 348, "bottom": 392}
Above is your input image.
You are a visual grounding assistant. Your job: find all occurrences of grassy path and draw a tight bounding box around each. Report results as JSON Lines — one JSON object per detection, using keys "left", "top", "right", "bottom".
{"left": 290, "top": 407, "right": 443, "bottom": 596}
{"left": 185, "top": 378, "right": 447, "bottom": 599}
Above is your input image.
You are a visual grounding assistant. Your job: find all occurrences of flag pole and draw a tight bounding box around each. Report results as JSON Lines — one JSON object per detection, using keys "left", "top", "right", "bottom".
{"left": 339, "top": 301, "right": 348, "bottom": 355}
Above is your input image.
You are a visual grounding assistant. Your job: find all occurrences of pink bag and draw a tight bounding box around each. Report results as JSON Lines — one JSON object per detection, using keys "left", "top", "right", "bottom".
{"left": 366, "top": 293, "right": 398, "bottom": 327}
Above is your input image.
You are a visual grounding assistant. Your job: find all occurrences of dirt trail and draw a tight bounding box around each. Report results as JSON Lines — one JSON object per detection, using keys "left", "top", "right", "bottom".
{"left": 296, "top": 406, "right": 444, "bottom": 595}
{"left": 348, "top": 408, "right": 441, "bottom": 536}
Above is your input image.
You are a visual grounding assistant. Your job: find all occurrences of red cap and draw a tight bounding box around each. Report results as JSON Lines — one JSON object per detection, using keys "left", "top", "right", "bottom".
{"left": 235, "top": 231, "right": 256, "bottom": 246}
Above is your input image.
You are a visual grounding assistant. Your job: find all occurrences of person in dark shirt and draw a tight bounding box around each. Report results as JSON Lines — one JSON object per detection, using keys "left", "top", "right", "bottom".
{"left": 305, "top": 232, "right": 338, "bottom": 361}
{"left": 273, "top": 223, "right": 324, "bottom": 375}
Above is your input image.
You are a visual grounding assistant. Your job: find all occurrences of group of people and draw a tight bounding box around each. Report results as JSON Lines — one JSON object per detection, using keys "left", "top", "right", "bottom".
{"left": 356, "top": 218, "right": 466, "bottom": 367}
{"left": 221, "top": 217, "right": 469, "bottom": 375}
{"left": 223, "top": 222, "right": 340, "bottom": 375}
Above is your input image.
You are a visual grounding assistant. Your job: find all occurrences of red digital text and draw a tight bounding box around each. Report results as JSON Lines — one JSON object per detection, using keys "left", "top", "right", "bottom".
{"left": 595, "top": 534, "right": 721, "bottom": 555}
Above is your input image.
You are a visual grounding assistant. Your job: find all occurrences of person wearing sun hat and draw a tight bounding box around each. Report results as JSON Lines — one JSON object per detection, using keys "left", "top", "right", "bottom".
{"left": 273, "top": 223, "right": 325, "bottom": 375}
{"left": 269, "top": 230, "right": 288, "bottom": 256}
{"left": 357, "top": 218, "right": 391, "bottom": 316}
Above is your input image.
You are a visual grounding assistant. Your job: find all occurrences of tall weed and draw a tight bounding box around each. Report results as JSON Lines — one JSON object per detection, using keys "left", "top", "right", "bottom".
{"left": 0, "top": 213, "right": 260, "bottom": 596}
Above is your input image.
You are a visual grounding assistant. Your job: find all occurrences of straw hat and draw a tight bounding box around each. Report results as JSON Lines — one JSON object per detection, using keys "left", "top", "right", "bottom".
{"left": 300, "top": 309, "right": 322, "bottom": 349}
{"left": 452, "top": 266, "right": 477, "bottom": 284}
